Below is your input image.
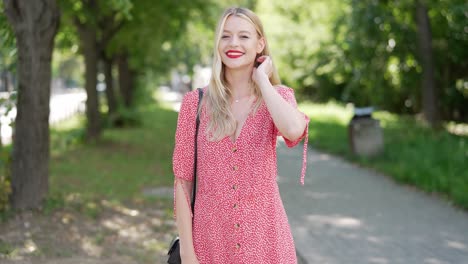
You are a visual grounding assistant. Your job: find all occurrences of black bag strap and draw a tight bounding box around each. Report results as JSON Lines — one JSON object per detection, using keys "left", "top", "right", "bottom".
{"left": 191, "top": 88, "right": 203, "bottom": 215}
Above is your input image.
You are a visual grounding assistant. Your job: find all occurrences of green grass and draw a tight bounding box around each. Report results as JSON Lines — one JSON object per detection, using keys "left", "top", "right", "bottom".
{"left": 48, "top": 102, "right": 178, "bottom": 207}
{"left": 300, "top": 101, "right": 468, "bottom": 209}
{"left": 0, "top": 240, "right": 13, "bottom": 255}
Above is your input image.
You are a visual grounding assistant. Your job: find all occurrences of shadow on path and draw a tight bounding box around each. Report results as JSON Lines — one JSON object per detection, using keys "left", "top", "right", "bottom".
{"left": 277, "top": 142, "right": 468, "bottom": 264}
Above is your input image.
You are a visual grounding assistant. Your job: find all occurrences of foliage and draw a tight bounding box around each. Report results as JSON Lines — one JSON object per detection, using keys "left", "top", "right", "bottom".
{"left": 57, "top": 0, "right": 217, "bottom": 115}
{"left": 52, "top": 49, "right": 84, "bottom": 88}
{"left": 50, "top": 115, "right": 87, "bottom": 157}
{"left": 0, "top": 145, "right": 12, "bottom": 213}
{"left": 258, "top": 0, "right": 467, "bottom": 122}
{"left": 104, "top": 0, "right": 201, "bottom": 74}
{"left": 58, "top": 0, "right": 133, "bottom": 27}
{"left": 0, "top": 175, "right": 11, "bottom": 212}
{"left": 0, "top": 92, "right": 14, "bottom": 213}
{"left": 256, "top": 0, "right": 348, "bottom": 100}
{"left": 52, "top": 15, "right": 84, "bottom": 88}
{"left": 0, "top": 1, "right": 17, "bottom": 75}
{"left": 136, "top": 0, "right": 259, "bottom": 82}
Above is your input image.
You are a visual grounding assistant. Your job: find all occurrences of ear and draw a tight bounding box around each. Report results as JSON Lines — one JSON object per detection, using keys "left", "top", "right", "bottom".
{"left": 256, "top": 37, "right": 265, "bottom": 54}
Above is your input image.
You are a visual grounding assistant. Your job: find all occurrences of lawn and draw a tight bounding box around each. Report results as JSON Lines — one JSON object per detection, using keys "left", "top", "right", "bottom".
{"left": 0, "top": 100, "right": 180, "bottom": 263}
{"left": 49, "top": 102, "right": 178, "bottom": 205}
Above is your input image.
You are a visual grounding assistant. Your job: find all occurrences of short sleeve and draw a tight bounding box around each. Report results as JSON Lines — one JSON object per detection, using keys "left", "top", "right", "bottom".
{"left": 275, "top": 86, "right": 310, "bottom": 148}
{"left": 172, "top": 90, "right": 200, "bottom": 182}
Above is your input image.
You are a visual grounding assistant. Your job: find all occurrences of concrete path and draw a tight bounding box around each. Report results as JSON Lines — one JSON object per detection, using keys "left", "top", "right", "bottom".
{"left": 277, "top": 142, "right": 468, "bottom": 264}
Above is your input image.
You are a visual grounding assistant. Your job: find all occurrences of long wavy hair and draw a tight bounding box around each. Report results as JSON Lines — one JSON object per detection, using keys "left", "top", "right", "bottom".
{"left": 205, "top": 7, "right": 281, "bottom": 141}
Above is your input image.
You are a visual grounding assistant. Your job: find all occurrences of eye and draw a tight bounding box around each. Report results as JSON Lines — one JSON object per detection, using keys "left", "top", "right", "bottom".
{"left": 240, "top": 35, "right": 249, "bottom": 39}
{"left": 221, "top": 35, "right": 230, "bottom": 39}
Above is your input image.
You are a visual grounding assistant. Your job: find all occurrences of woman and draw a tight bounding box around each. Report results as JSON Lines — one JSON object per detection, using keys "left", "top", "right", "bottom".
{"left": 173, "top": 7, "right": 309, "bottom": 264}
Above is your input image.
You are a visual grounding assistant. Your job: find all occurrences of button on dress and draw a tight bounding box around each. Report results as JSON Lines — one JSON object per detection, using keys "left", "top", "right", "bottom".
{"left": 173, "top": 86, "right": 309, "bottom": 264}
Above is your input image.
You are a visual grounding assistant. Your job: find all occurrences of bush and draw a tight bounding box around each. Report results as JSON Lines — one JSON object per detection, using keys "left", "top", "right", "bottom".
{"left": 0, "top": 176, "right": 11, "bottom": 212}
{"left": 0, "top": 149, "right": 12, "bottom": 212}
{"left": 0, "top": 146, "right": 11, "bottom": 213}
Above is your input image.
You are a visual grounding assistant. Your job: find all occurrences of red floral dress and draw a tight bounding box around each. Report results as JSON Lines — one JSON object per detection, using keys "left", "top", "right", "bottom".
{"left": 173, "top": 86, "right": 309, "bottom": 264}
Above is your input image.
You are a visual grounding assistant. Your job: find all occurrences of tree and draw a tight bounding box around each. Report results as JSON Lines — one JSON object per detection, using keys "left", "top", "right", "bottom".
{"left": 106, "top": 0, "right": 212, "bottom": 107}
{"left": 415, "top": 0, "right": 439, "bottom": 127}
{"left": 264, "top": 0, "right": 467, "bottom": 122}
{"left": 60, "top": 0, "right": 211, "bottom": 131}
{"left": 75, "top": 12, "right": 101, "bottom": 139}
{"left": 59, "top": 0, "right": 133, "bottom": 139}
{"left": 93, "top": 5, "right": 127, "bottom": 123}
{"left": 3, "top": 0, "right": 60, "bottom": 209}
{"left": 99, "top": 13, "right": 123, "bottom": 118}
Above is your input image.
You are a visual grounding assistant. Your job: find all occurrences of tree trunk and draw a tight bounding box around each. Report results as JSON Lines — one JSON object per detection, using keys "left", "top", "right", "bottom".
{"left": 102, "top": 55, "right": 118, "bottom": 117}
{"left": 3, "top": 0, "right": 60, "bottom": 209}
{"left": 7, "top": 71, "right": 13, "bottom": 92}
{"left": 117, "top": 53, "right": 135, "bottom": 108}
{"left": 1, "top": 71, "right": 6, "bottom": 92}
{"left": 96, "top": 11, "right": 125, "bottom": 122}
{"left": 415, "top": 0, "right": 439, "bottom": 127}
{"left": 77, "top": 24, "right": 101, "bottom": 140}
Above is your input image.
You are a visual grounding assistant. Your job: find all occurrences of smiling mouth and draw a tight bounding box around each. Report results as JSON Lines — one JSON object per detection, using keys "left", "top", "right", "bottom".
{"left": 226, "top": 51, "right": 244, "bottom": 58}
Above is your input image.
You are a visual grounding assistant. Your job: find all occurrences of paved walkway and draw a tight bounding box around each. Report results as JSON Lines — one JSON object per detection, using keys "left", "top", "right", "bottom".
{"left": 277, "top": 141, "right": 468, "bottom": 264}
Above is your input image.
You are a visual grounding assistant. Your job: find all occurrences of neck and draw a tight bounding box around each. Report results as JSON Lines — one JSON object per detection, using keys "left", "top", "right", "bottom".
{"left": 225, "top": 67, "right": 254, "bottom": 98}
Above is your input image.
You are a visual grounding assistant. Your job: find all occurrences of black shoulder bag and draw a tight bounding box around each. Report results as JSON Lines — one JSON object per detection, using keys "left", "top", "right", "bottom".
{"left": 167, "top": 88, "right": 203, "bottom": 264}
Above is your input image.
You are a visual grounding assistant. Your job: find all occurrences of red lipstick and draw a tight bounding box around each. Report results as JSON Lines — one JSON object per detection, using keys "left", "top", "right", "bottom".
{"left": 226, "top": 50, "right": 244, "bottom": 58}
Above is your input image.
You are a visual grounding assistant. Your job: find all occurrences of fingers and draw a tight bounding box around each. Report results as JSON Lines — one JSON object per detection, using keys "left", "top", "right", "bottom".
{"left": 256, "top": 56, "right": 272, "bottom": 77}
{"left": 256, "top": 55, "right": 269, "bottom": 64}
{"left": 257, "top": 56, "right": 266, "bottom": 63}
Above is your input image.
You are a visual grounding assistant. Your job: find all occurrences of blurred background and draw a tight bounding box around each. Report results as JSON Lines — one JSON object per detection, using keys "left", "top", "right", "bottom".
{"left": 0, "top": 0, "right": 466, "bottom": 263}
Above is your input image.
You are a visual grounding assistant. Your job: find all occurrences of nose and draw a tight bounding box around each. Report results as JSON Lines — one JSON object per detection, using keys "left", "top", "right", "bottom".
{"left": 229, "top": 36, "right": 239, "bottom": 47}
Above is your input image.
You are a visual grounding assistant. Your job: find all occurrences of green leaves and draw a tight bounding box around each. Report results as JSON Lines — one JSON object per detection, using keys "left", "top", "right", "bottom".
{"left": 0, "top": 1, "right": 16, "bottom": 72}
{"left": 258, "top": 0, "right": 467, "bottom": 121}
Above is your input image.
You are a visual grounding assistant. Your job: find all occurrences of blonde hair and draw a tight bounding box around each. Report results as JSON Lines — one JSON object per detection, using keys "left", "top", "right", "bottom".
{"left": 205, "top": 7, "right": 281, "bottom": 141}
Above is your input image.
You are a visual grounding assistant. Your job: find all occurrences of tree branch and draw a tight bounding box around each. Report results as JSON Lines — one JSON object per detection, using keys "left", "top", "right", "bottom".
{"left": 101, "top": 19, "right": 125, "bottom": 47}
{"left": 37, "top": 0, "right": 60, "bottom": 39}
{"left": 3, "top": 0, "right": 23, "bottom": 25}
{"left": 73, "top": 15, "right": 85, "bottom": 32}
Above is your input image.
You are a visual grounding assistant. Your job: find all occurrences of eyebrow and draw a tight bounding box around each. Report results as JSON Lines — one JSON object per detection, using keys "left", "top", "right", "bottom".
{"left": 222, "top": 30, "right": 252, "bottom": 35}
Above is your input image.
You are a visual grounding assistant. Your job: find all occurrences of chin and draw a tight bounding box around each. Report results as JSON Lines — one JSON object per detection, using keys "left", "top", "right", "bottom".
{"left": 223, "top": 62, "right": 252, "bottom": 70}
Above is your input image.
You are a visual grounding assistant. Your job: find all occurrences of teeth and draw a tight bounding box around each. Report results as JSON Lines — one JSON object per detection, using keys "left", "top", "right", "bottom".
{"left": 227, "top": 52, "right": 243, "bottom": 56}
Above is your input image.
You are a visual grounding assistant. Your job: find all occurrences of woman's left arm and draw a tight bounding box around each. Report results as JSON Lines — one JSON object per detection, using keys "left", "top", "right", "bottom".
{"left": 252, "top": 56, "right": 307, "bottom": 142}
